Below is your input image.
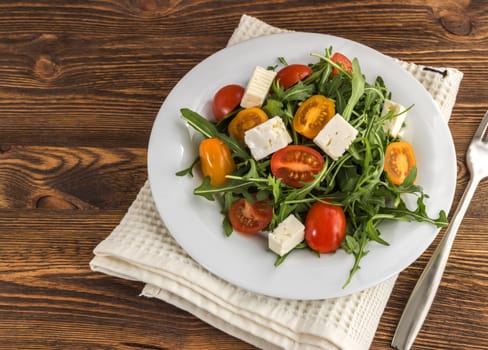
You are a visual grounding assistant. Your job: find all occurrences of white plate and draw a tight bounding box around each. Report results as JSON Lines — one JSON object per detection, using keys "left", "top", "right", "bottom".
{"left": 147, "top": 32, "right": 456, "bottom": 300}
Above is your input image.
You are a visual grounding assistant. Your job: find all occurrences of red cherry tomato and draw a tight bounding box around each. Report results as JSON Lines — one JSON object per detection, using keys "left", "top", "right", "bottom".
{"left": 275, "top": 64, "right": 313, "bottom": 90}
{"left": 270, "top": 145, "right": 324, "bottom": 188}
{"left": 331, "top": 52, "right": 353, "bottom": 76}
{"left": 305, "top": 201, "right": 346, "bottom": 253}
{"left": 212, "top": 84, "right": 245, "bottom": 121}
{"left": 228, "top": 197, "right": 273, "bottom": 235}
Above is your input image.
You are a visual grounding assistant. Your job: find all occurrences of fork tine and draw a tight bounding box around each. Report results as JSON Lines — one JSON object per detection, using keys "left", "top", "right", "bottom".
{"left": 474, "top": 110, "right": 488, "bottom": 141}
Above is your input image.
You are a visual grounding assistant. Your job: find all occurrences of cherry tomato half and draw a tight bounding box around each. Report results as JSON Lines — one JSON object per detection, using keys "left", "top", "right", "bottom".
{"left": 228, "top": 197, "right": 273, "bottom": 235}
{"left": 331, "top": 52, "right": 353, "bottom": 77}
{"left": 293, "top": 95, "right": 335, "bottom": 139}
{"left": 270, "top": 145, "right": 325, "bottom": 188}
{"left": 275, "top": 64, "right": 313, "bottom": 90}
{"left": 228, "top": 107, "right": 268, "bottom": 143}
{"left": 384, "top": 141, "right": 417, "bottom": 185}
{"left": 212, "top": 84, "right": 245, "bottom": 121}
{"left": 305, "top": 201, "right": 346, "bottom": 253}
{"left": 199, "top": 138, "right": 235, "bottom": 186}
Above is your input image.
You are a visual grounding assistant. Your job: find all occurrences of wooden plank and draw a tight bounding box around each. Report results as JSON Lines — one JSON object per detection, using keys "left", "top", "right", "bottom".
{"left": 0, "top": 146, "right": 146, "bottom": 208}
{"left": 0, "top": 1, "right": 487, "bottom": 349}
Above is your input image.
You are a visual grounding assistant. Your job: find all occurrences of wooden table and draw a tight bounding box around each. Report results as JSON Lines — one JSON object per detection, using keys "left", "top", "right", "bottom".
{"left": 1, "top": 1, "right": 487, "bottom": 349}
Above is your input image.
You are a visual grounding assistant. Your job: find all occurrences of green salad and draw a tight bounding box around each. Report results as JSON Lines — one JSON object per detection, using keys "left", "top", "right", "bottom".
{"left": 177, "top": 47, "right": 448, "bottom": 286}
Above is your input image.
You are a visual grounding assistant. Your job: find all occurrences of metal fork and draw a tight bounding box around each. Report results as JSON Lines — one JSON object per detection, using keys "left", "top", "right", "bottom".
{"left": 391, "top": 110, "right": 488, "bottom": 350}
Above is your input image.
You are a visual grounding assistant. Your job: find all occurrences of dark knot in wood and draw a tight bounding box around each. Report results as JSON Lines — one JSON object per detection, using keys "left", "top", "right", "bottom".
{"left": 440, "top": 10, "right": 472, "bottom": 36}
{"left": 36, "top": 195, "right": 78, "bottom": 209}
{"left": 0, "top": 145, "right": 11, "bottom": 154}
{"left": 128, "top": 0, "right": 179, "bottom": 17}
{"left": 35, "top": 55, "right": 61, "bottom": 80}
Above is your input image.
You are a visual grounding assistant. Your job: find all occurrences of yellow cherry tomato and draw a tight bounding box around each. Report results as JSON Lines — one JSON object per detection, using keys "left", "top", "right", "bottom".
{"left": 228, "top": 107, "right": 268, "bottom": 143}
{"left": 293, "top": 95, "right": 335, "bottom": 139}
{"left": 384, "top": 141, "right": 417, "bottom": 185}
{"left": 199, "top": 138, "right": 235, "bottom": 186}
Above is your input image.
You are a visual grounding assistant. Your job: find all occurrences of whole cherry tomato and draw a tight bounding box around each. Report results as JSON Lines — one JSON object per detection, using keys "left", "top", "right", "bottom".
{"left": 212, "top": 84, "right": 245, "bottom": 121}
{"left": 331, "top": 52, "right": 353, "bottom": 76}
{"left": 199, "top": 138, "right": 235, "bottom": 186}
{"left": 275, "top": 64, "right": 313, "bottom": 90}
{"left": 305, "top": 201, "right": 346, "bottom": 253}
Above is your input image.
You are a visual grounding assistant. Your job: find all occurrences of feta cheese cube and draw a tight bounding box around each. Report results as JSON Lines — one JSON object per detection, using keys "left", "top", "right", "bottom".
{"left": 268, "top": 215, "right": 305, "bottom": 256}
{"left": 381, "top": 99, "right": 407, "bottom": 138}
{"left": 313, "top": 113, "right": 358, "bottom": 160}
{"left": 244, "top": 116, "right": 292, "bottom": 160}
{"left": 240, "top": 66, "right": 277, "bottom": 108}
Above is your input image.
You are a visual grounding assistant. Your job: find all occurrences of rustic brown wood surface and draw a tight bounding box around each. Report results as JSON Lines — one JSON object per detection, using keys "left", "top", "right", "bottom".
{"left": 1, "top": 0, "right": 487, "bottom": 349}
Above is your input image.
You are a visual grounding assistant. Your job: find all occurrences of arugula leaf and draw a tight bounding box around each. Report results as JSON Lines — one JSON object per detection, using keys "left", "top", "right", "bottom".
{"left": 194, "top": 177, "right": 255, "bottom": 201}
{"left": 222, "top": 215, "right": 233, "bottom": 237}
{"left": 278, "top": 56, "right": 288, "bottom": 66}
{"left": 180, "top": 108, "right": 250, "bottom": 160}
{"left": 175, "top": 156, "right": 199, "bottom": 177}
{"left": 274, "top": 81, "right": 315, "bottom": 102}
{"left": 274, "top": 242, "right": 317, "bottom": 267}
{"left": 342, "top": 58, "right": 365, "bottom": 121}
{"left": 262, "top": 98, "right": 285, "bottom": 118}
{"left": 343, "top": 231, "right": 369, "bottom": 287}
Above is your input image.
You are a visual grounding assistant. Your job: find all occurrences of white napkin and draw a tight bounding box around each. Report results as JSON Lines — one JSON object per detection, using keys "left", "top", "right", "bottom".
{"left": 90, "top": 14, "right": 463, "bottom": 350}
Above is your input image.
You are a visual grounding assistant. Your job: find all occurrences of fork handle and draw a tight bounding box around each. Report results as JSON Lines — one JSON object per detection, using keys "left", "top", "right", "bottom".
{"left": 391, "top": 176, "right": 480, "bottom": 350}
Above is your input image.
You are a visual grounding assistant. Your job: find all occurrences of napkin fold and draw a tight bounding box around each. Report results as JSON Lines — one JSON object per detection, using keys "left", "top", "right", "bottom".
{"left": 90, "top": 14, "right": 463, "bottom": 350}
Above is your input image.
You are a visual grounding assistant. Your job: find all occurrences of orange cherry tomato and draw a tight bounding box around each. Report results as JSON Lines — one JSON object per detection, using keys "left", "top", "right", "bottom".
{"left": 199, "top": 138, "right": 235, "bottom": 186}
{"left": 384, "top": 141, "right": 417, "bottom": 185}
{"left": 275, "top": 64, "right": 313, "bottom": 90}
{"left": 293, "top": 95, "right": 335, "bottom": 139}
{"left": 228, "top": 197, "right": 273, "bottom": 235}
{"left": 270, "top": 145, "right": 325, "bottom": 188}
{"left": 331, "top": 52, "right": 353, "bottom": 77}
{"left": 212, "top": 84, "right": 245, "bottom": 121}
{"left": 228, "top": 107, "right": 268, "bottom": 143}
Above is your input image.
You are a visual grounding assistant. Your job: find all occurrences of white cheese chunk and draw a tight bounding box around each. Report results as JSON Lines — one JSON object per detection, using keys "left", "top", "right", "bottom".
{"left": 313, "top": 113, "right": 358, "bottom": 161}
{"left": 244, "top": 116, "right": 292, "bottom": 160}
{"left": 381, "top": 99, "right": 407, "bottom": 138}
{"left": 268, "top": 215, "right": 305, "bottom": 256}
{"left": 240, "top": 66, "right": 277, "bottom": 108}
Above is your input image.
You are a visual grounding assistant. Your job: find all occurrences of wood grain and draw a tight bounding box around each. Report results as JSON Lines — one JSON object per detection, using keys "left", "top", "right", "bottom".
{"left": 0, "top": 146, "right": 146, "bottom": 208}
{"left": 1, "top": 1, "right": 487, "bottom": 349}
